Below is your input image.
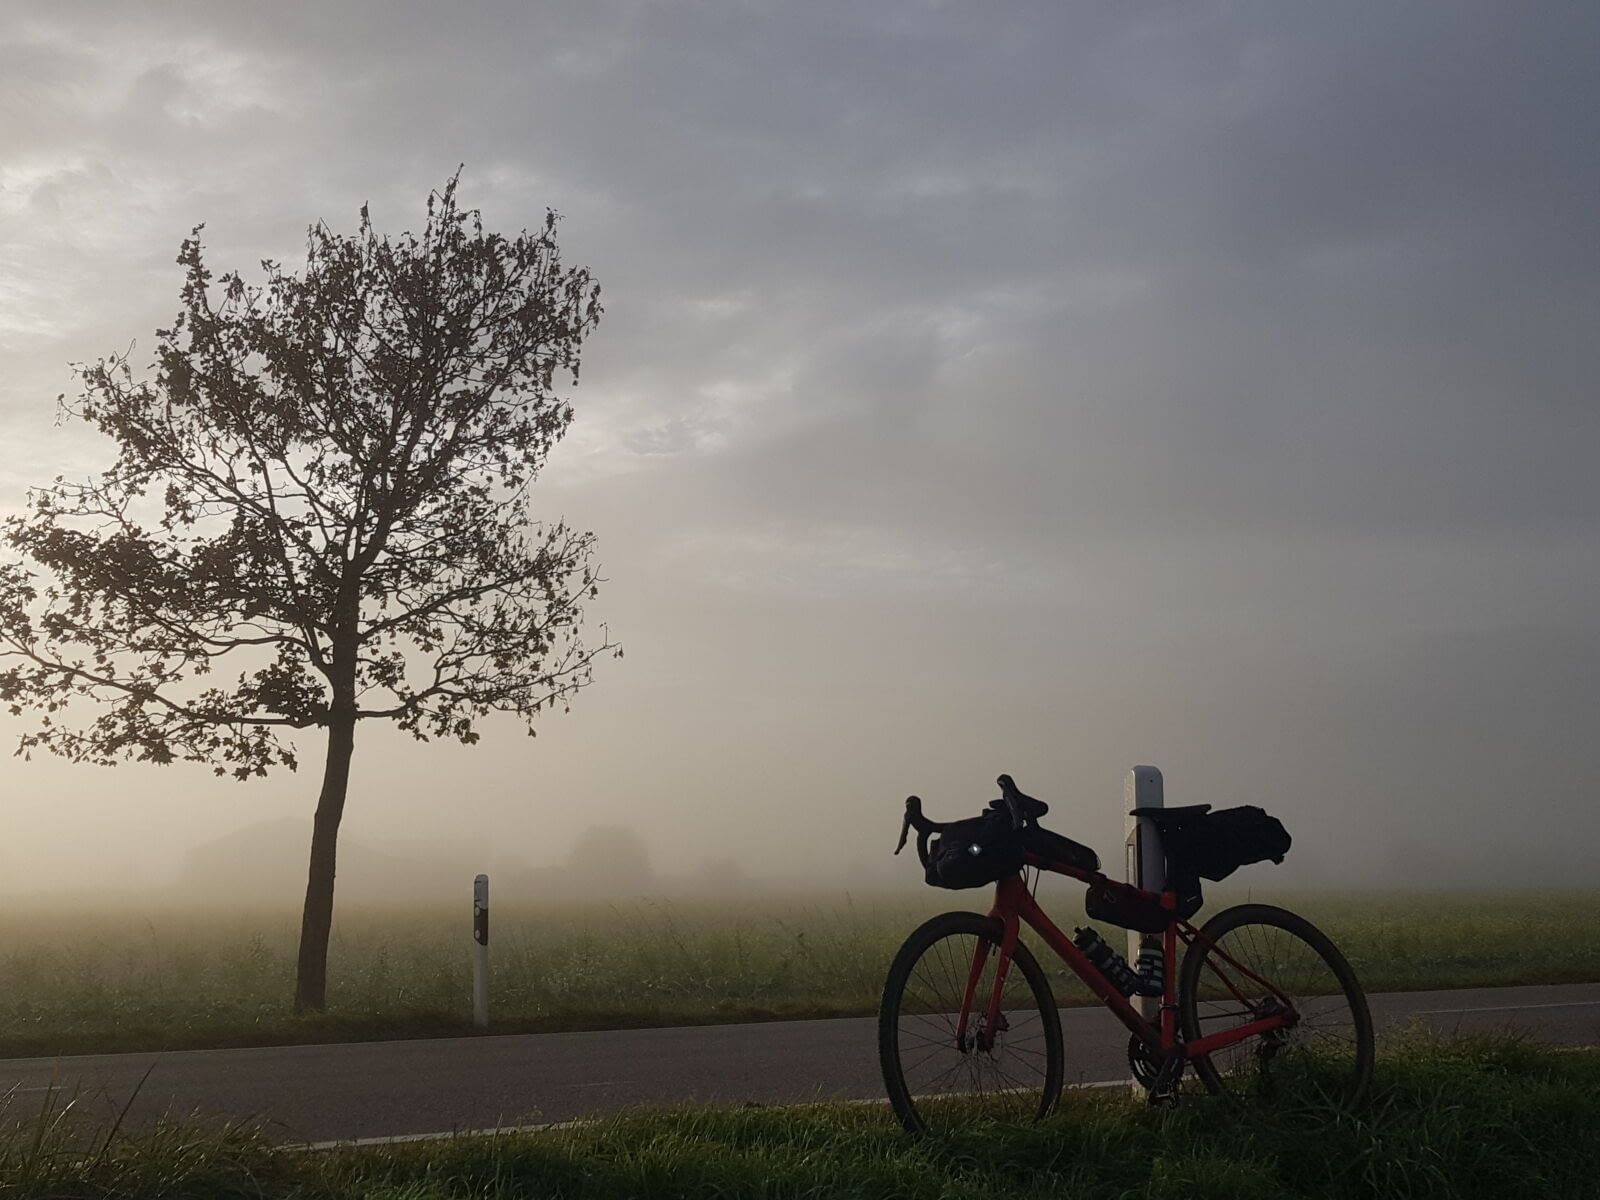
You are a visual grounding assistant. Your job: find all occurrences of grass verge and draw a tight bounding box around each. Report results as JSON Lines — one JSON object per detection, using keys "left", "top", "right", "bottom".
{"left": 3, "top": 1037, "right": 1597, "bottom": 1199}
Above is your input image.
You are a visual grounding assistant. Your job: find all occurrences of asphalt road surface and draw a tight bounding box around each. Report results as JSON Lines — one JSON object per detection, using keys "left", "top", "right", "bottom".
{"left": 3, "top": 982, "right": 1597, "bottom": 1144}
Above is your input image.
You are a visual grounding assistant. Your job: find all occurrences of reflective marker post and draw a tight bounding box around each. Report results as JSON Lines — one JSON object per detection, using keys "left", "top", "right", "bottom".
{"left": 472, "top": 874, "right": 490, "bottom": 1029}
{"left": 1124, "top": 765, "right": 1164, "bottom": 1027}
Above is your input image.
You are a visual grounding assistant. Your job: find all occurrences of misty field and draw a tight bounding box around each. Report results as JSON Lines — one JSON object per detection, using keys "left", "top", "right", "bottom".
{"left": 2, "top": 887, "right": 1598, "bottom": 1057}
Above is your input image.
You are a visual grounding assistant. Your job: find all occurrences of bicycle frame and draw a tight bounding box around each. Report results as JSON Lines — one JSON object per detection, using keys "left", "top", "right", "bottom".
{"left": 958, "top": 855, "right": 1298, "bottom": 1063}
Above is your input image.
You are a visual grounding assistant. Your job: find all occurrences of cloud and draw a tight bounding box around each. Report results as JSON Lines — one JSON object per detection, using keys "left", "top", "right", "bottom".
{"left": 0, "top": 1, "right": 1595, "bottom": 891}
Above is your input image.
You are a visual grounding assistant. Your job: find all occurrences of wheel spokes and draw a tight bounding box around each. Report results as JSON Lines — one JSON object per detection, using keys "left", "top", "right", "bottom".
{"left": 893, "top": 929, "right": 1053, "bottom": 1127}
{"left": 1189, "top": 921, "right": 1365, "bottom": 1100}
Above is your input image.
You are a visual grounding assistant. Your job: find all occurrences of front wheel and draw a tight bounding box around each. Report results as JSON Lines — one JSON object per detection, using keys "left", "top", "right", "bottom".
{"left": 878, "top": 911, "right": 1063, "bottom": 1136}
{"left": 1179, "top": 903, "right": 1373, "bottom": 1105}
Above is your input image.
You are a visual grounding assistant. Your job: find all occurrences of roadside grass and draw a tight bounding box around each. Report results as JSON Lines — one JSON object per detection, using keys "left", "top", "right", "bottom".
{"left": 2, "top": 888, "right": 1598, "bottom": 1058}
{"left": 2, "top": 1037, "right": 1597, "bottom": 1199}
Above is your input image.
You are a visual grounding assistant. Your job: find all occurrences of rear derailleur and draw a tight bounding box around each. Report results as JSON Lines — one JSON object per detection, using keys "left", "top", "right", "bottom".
{"left": 1250, "top": 996, "right": 1293, "bottom": 1065}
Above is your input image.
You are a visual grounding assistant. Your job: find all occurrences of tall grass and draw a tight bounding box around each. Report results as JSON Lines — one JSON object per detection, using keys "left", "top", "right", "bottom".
{"left": 1, "top": 888, "right": 1596, "bottom": 1058}
{"left": 2, "top": 1038, "right": 1596, "bottom": 1199}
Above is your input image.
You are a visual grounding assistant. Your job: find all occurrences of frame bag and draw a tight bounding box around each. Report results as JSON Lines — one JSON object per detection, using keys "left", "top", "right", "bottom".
{"left": 1021, "top": 825, "right": 1101, "bottom": 873}
{"left": 1084, "top": 880, "right": 1170, "bottom": 934}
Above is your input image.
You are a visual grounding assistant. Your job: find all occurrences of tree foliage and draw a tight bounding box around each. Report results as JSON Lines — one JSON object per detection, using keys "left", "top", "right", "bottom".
{"left": 0, "top": 176, "right": 612, "bottom": 779}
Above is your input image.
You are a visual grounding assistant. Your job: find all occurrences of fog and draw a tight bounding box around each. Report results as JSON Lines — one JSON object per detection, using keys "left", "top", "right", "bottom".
{"left": 1, "top": 3, "right": 1596, "bottom": 905}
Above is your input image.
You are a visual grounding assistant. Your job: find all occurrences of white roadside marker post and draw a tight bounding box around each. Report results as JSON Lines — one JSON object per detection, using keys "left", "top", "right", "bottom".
{"left": 1125, "top": 765, "right": 1164, "bottom": 1092}
{"left": 472, "top": 873, "right": 490, "bottom": 1030}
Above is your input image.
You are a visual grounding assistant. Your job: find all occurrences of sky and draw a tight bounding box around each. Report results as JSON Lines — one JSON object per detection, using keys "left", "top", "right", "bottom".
{"left": 1, "top": 1, "right": 1596, "bottom": 902}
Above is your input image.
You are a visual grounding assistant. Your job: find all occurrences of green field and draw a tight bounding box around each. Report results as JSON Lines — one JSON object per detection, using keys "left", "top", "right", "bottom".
{"left": 3, "top": 1038, "right": 1596, "bottom": 1199}
{"left": 2, "top": 887, "right": 1598, "bottom": 1058}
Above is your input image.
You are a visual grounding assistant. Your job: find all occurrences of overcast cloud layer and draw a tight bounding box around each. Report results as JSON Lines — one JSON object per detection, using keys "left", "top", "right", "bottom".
{"left": 1, "top": 2, "right": 1596, "bottom": 898}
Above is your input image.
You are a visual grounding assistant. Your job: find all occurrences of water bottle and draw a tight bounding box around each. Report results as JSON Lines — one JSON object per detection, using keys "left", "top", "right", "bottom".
{"left": 1072, "top": 927, "right": 1142, "bottom": 997}
{"left": 1134, "top": 937, "right": 1164, "bottom": 998}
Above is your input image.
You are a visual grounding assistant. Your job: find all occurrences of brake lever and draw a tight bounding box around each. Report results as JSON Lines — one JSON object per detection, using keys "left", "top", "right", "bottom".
{"left": 996, "top": 773, "right": 1025, "bottom": 830}
{"left": 895, "top": 795, "right": 923, "bottom": 855}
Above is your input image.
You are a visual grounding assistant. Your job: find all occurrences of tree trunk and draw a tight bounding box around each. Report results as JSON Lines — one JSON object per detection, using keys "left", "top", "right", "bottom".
{"left": 294, "top": 705, "right": 356, "bottom": 1014}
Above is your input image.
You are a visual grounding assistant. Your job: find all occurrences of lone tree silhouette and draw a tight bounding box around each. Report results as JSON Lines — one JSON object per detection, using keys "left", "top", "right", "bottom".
{"left": 0, "top": 175, "right": 612, "bottom": 1012}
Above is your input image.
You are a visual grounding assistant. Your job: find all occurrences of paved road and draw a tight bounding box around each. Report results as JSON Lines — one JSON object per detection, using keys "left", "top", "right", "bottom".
{"left": 3, "top": 982, "right": 1597, "bottom": 1144}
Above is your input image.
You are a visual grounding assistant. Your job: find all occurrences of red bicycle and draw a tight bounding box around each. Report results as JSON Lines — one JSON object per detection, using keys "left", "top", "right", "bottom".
{"left": 878, "top": 774, "right": 1372, "bottom": 1135}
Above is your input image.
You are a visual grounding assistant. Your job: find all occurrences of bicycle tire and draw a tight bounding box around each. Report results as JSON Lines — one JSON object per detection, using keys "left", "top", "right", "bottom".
{"left": 1178, "top": 903, "right": 1373, "bottom": 1105}
{"left": 878, "top": 910, "right": 1063, "bottom": 1136}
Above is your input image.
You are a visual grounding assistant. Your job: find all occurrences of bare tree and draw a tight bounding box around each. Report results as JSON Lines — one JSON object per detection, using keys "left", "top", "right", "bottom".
{"left": 0, "top": 175, "right": 613, "bottom": 1011}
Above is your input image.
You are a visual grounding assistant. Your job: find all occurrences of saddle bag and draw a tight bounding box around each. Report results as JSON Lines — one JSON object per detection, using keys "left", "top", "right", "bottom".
{"left": 1165, "top": 805, "right": 1291, "bottom": 883}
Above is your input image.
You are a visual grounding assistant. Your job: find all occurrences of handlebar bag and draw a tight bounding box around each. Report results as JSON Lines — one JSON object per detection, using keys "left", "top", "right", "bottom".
{"left": 925, "top": 813, "right": 1025, "bottom": 889}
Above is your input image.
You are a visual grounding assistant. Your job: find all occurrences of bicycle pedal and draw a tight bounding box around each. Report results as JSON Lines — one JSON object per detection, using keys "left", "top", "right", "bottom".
{"left": 1144, "top": 1052, "right": 1185, "bottom": 1106}
{"left": 1145, "top": 1081, "right": 1182, "bottom": 1107}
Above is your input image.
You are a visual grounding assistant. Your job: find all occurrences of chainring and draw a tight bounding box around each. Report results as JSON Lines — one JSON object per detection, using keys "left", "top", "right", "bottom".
{"left": 1127, "top": 1034, "right": 1162, "bottom": 1090}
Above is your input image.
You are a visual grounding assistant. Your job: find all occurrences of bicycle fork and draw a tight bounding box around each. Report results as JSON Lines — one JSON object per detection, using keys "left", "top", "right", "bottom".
{"left": 954, "top": 919, "right": 1021, "bottom": 1054}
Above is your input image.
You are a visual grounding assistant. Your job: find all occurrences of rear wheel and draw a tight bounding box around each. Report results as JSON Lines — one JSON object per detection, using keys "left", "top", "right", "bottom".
{"left": 878, "top": 911, "right": 1063, "bottom": 1135}
{"left": 1178, "top": 903, "right": 1373, "bottom": 1105}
